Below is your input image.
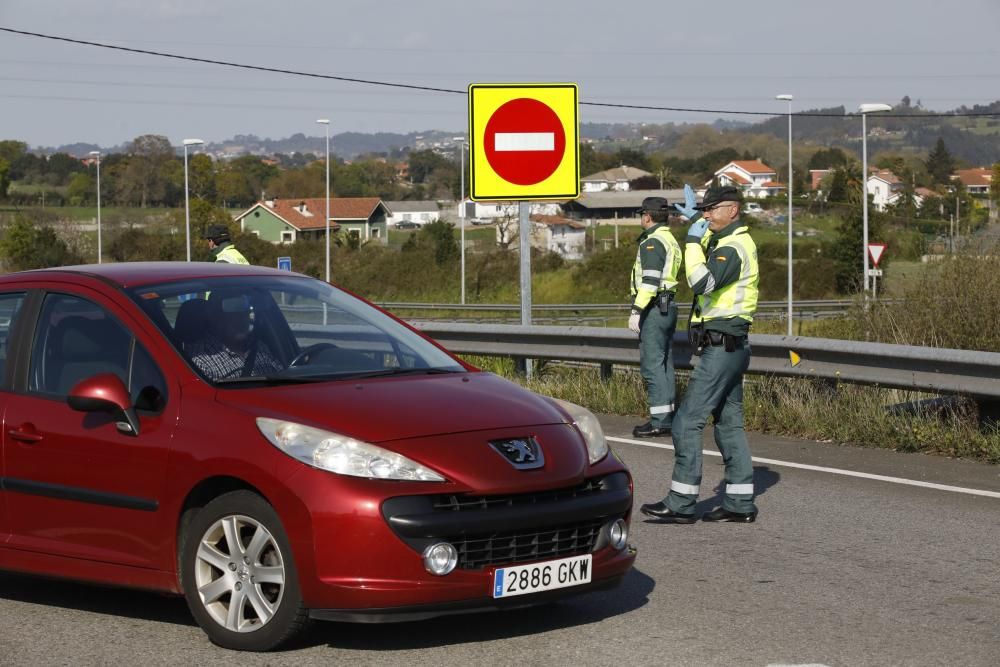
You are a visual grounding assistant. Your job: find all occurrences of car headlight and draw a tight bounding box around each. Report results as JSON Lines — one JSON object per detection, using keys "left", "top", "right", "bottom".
{"left": 256, "top": 417, "right": 445, "bottom": 481}
{"left": 552, "top": 399, "right": 608, "bottom": 464}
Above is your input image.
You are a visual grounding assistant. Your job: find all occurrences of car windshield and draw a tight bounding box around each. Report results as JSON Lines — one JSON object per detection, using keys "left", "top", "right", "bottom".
{"left": 128, "top": 275, "right": 465, "bottom": 384}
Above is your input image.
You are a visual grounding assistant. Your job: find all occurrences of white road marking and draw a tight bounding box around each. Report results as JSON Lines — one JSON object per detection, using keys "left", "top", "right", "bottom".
{"left": 607, "top": 436, "right": 1000, "bottom": 500}
{"left": 494, "top": 132, "right": 555, "bottom": 151}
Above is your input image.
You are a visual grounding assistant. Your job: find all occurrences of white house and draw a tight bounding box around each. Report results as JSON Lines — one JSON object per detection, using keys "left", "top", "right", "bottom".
{"left": 496, "top": 214, "right": 587, "bottom": 259}
{"left": 710, "top": 160, "right": 784, "bottom": 199}
{"left": 462, "top": 200, "right": 563, "bottom": 221}
{"left": 867, "top": 170, "right": 904, "bottom": 211}
{"left": 384, "top": 200, "right": 441, "bottom": 227}
{"left": 581, "top": 165, "right": 653, "bottom": 192}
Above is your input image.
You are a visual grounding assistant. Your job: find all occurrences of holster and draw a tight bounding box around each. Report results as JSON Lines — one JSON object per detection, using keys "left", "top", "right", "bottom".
{"left": 656, "top": 291, "right": 674, "bottom": 314}
{"left": 688, "top": 323, "right": 705, "bottom": 356}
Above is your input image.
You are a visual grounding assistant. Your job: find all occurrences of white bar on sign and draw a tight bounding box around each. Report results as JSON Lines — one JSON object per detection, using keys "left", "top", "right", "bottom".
{"left": 494, "top": 132, "right": 555, "bottom": 152}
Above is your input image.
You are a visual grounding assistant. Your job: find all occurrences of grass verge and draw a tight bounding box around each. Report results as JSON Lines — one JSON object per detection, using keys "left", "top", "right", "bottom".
{"left": 464, "top": 356, "right": 1000, "bottom": 464}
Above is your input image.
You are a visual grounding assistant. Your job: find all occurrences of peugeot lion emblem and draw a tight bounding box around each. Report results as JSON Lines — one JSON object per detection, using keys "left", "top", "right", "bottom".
{"left": 489, "top": 437, "right": 544, "bottom": 470}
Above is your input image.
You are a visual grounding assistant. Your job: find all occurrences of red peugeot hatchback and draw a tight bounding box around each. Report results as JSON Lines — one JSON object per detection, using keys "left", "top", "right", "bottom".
{"left": 0, "top": 263, "right": 636, "bottom": 651}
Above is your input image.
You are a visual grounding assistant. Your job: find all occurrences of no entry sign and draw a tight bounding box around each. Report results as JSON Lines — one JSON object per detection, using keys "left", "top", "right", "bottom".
{"left": 469, "top": 83, "right": 579, "bottom": 200}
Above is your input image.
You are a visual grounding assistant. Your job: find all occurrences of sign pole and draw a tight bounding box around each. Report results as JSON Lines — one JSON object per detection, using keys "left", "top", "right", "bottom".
{"left": 519, "top": 200, "right": 533, "bottom": 380}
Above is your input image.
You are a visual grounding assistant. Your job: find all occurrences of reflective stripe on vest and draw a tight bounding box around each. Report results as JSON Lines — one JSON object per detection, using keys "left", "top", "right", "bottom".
{"left": 691, "top": 227, "right": 758, "bottom": 324}
{"left": 216, "top": 246, "right": 249, "bottom": 265}
{"left": 630, "top": 226, "right": 681, "bottom": 298}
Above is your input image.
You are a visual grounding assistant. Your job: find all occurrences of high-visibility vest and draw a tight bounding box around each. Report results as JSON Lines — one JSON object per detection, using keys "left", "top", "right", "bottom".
{"left": 688, "top": 226, "right": 759, "bottom": 324}
{"left": 630, "top": 226, "right": 681, "bottom": 304}
{"left": 216, "top": 245, "right": 249, "bottom": 265}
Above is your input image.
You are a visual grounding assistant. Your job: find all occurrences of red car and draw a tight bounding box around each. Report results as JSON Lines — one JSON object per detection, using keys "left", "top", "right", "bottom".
{"left": 0, "top": 262, "right": 635, "bottom": 651}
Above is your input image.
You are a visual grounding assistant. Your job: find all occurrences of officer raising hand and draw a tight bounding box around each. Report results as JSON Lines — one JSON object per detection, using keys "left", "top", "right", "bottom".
{"left": 641, "top": 184, "right": 761, "bottom": 524}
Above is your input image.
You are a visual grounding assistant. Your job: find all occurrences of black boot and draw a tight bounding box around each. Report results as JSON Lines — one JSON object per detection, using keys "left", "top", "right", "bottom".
{"left": 632, "top": 422, "right": 671, "bottom": 438}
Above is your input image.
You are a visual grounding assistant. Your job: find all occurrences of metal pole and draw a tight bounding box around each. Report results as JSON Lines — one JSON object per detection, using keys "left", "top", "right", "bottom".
{"left": 786, "top": 99, "right": 793, "bottom": 336}
{"left": 460, "top": 143, "right": 466, "bottom": 305}
{"left": 184, "top": 144, "right": 191, "bottom": 262}
{"left": 95, "top": 153, "right": 102, "bottom": 264}
{"left": 519, "top": 201, "right": 532, "bottom": 380}
{"left": 325, "top": 124, "right": 331, "bottom": 283}
{"left": 861, "top": 112, "right": 869, "bottom": 294}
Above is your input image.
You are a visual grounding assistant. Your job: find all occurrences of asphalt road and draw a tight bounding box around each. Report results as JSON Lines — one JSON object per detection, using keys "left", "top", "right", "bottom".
{"left": 2, "top": 417, "right": 999, "bottom": 666}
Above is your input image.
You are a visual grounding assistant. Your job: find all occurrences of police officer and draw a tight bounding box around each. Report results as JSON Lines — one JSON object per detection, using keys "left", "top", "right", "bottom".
{"left": 628, "top": 196, "right": 682, "bottom": 438}
{"left": 640, "top": 184, "right": 760, "bottom": 523}
{"left": 203, "top": 224, "right": 249, "bottom": 264}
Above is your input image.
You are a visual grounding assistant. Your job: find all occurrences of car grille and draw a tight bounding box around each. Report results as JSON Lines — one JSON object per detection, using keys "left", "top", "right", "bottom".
{"left": 431, "top": 477, "right": 605, "bottom": 512}
{"left": 450, "top": 519, "right": 605, "bottom": 570}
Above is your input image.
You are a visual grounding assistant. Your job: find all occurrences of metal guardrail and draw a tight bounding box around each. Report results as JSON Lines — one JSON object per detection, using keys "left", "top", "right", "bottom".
{"left": 379, "top": 299, "right": 861, "bottom": 325}
{"left": 410, "top": 322, "right": 1000, "bottom": 400}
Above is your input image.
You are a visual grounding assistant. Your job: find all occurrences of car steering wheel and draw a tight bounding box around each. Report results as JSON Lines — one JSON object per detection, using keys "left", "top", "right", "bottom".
{"left": 288, "top": 342, "right": 338, "bottom": 368}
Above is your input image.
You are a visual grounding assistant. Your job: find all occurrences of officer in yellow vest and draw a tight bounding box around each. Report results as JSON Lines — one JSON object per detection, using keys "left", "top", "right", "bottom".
{"left": 203, "top": 224, "right": 249, "bottom": 264}
{"left": 641, "top": 184, "right": 760, "bottom": 524}
{"left": 628, "top": 196, "right": 682, "bottom": 438}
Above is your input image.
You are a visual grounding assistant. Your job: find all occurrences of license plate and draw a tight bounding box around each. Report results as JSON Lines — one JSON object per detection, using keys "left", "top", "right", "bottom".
{"left": 492, "top": 554, "right": 592, "bottom": 598}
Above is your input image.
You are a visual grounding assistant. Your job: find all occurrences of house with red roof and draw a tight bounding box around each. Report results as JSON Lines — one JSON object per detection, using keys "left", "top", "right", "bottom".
{"left": 708, "top": 160, "right": 784, "bottom": 199}
{"left": 951, "top": 167, "right": 993, "bottom": 196}
{"left": 234, "top": 197, "right": 389, "bottom": 244}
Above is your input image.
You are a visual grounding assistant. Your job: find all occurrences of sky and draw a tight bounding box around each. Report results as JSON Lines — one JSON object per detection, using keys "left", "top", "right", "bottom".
{"left": 1, "top": 0, "right": 999, "bottom": 150}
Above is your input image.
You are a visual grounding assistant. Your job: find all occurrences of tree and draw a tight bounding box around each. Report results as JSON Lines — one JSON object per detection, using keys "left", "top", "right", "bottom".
{"left": 66, "top": 172, "right": 94, "bottom": 205}
{"left": 418, "top": 220, "right": 458, "bottom": 266}
{"left": 992, "top": 163, "right": 1000, "bottom": 207}
{"left": 0, "top": 157, "right": 10, "bottom": 200}
{"left": 807, "top": 147, "right": 850, "bottom": 171}
{"left": 925, "top": 137, "right": 956, "bottom": 185}
{"left": 119, "top": 134, "right": 175, "bottom": 207}
{"left": 0, "top": 215, "right": 83, "bottom": 271}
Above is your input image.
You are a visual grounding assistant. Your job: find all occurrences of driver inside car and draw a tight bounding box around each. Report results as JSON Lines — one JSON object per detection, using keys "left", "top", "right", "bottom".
{"left": 188, "top": 293, "right": 283, "bottom": 381}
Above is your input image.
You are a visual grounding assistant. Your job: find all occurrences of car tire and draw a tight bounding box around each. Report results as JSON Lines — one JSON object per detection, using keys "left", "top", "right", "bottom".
{"left": 180, "top": 490, "right": 310, "bottom": 651}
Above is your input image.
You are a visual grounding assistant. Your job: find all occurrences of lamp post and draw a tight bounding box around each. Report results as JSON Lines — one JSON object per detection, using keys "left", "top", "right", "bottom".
{"left": 89, "top": 150, "right": 102, "bottom": 264}
{"left": 776, "top": 94, "right": 793, "bottom": 336}
{"left": 858, "top": 103, "right": 891, "bottom": 294}
{"left": 182, "top": 138, "right": 204, "bottom": 262}
{"left": 453, "top": 136, "right": 466, "bottom": 304}
{"left": 317, "top": 119, "right": 331, "bottom": 283}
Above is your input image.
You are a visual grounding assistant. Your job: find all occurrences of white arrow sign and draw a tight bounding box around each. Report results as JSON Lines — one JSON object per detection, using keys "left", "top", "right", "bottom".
{"left": 868, "top": 243, "right": 886, "bottom": 267}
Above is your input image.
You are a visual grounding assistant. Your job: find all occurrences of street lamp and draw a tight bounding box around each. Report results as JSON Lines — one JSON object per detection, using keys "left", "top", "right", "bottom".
{"left": 453, "top": 136, "right": 467, "bottom": 304}
{"left": 182, "top": 138, "right": 204, "bottom": 262}
{"left": 776, "top": 94, "right": 793, "bottom": 336}
{"left": 89, "top": 150, "right": 102, "bottom": 264}
{"left": 858, "top": 103, "right": 892, "bottom": 294}
{"left": 317, "top": 119, "right": 331, "bottom": 283}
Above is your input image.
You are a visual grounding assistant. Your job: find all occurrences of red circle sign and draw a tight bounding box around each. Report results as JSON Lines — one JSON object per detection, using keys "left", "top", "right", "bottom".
{"left": 484, "top": 98, "right": 566, "bottom": 186}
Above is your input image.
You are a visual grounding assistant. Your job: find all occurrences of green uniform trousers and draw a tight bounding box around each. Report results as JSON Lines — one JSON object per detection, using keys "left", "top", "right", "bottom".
{"left": 664, "top": 337, "right": 756, "bottom": 514}
{"left": 639, "top": 303, "right": 678, "bottom": 429}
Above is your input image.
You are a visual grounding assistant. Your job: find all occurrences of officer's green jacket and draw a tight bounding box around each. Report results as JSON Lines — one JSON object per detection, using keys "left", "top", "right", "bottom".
{"left": 213, "top": 242, "right": 249, "bottom": 265}
{"left": 630, "top": 223, "right": 682, "bottom": 312}
{"left": 684, "top": 220, "right": 759, "bottom": 336}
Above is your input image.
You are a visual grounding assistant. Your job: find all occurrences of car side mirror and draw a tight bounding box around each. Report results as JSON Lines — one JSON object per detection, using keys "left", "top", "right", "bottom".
{"left": 67, "top": 373, "right": 141, "bottom": 436}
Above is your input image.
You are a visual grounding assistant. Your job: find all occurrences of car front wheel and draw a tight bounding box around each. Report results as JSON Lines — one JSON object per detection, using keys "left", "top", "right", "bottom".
{"left": 181, "top": 490, "right": 309, "bottom": 651}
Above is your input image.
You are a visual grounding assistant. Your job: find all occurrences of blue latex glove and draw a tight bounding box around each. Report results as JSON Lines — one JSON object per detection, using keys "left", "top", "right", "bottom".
{"left": 687, "top": 217, "right": 710, "bottom": 241}
{"left": 673, "top": 184, "right": 702, "bottom": 221}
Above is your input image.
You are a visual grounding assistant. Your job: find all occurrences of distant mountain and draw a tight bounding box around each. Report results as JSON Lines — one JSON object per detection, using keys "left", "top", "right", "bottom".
{"left": 42, "top": 98, "right": 1000, "bottom": 165}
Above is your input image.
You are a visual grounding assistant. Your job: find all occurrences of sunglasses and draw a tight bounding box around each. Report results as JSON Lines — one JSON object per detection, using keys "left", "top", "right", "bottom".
{"left": 703, "top": 202, "right": 737, "bottom": 212}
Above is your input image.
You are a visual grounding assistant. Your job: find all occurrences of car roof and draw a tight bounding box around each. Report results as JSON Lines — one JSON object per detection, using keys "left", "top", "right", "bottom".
{"left": 0, "top": 261, "right": 299, "bottom": 290}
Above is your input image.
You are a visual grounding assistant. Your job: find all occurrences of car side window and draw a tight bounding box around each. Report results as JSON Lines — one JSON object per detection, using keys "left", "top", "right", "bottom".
{"left": 0, "top": 292, "right": 27, "bottom": 382}
{"left": 28, "top": 294, "right": 167, "bottom": 411}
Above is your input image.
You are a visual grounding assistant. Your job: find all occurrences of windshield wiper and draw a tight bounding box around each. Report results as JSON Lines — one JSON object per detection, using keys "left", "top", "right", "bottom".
{"left": 335, "top": 367, "right": 463, "bottom": 380}
{"left": 214, "top": 374, "right": 329, "bottom": 385}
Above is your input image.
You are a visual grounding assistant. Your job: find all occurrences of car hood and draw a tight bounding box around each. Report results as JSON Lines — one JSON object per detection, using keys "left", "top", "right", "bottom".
{"left": 215, "top": 371, "right": 570, "bottom": 443}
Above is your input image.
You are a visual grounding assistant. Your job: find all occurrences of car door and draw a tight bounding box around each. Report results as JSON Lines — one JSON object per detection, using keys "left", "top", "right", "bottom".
{"left": 0, "top": 290, "right": 29, "bottom": 542}
{"left": 2, "top": 288, "right": 176, "bottom": 569}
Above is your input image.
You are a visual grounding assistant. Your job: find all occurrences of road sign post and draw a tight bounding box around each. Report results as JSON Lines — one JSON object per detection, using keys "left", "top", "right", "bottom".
{"left": 867, "top": 243, "right": 886, "bottom": 298}
{"left": 469, "top": 83, "right": 579, "bottom": 377}
{"left": 277, "top": 256, "right": 292, "bottom": 272}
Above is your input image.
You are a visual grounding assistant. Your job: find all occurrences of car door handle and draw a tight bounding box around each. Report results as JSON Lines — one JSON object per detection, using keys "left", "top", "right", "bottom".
{"left": 8, "top": 429, "right": 44, "bottom": 443}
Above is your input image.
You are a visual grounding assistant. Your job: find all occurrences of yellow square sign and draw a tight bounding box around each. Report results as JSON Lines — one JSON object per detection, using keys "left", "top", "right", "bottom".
{"left": 468, "top": 83, "right": 579, "bottom": 201}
